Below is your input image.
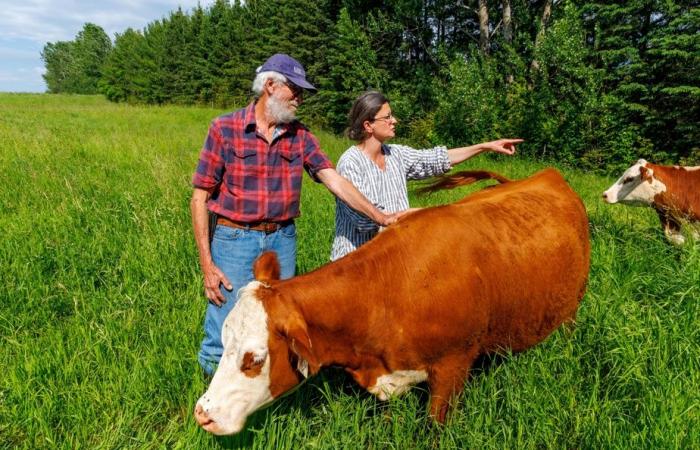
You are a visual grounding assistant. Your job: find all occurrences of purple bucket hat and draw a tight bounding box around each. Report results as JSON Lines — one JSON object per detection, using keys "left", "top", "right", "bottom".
{"left": 256, "top": 53, "right": 316, "bottom": 92}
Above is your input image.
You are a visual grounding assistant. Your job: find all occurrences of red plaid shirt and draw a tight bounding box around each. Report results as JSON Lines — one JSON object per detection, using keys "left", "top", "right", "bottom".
{"left": 192, "top": 102, "right": 333, "bottom": 222}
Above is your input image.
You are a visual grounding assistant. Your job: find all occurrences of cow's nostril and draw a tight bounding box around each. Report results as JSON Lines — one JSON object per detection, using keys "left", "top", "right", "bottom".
{"left": 194, "top": 403, "right": 213, "bottom": 426}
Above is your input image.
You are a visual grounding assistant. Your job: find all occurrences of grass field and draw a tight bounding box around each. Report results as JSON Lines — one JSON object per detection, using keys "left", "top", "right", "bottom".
{"left": 1, "top": 94, "right": 698, "bottom": 449}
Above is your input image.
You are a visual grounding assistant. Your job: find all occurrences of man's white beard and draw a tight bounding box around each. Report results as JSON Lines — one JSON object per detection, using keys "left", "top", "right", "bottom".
{"left": 267, "top": 93, "right": 297, "bottom": 124}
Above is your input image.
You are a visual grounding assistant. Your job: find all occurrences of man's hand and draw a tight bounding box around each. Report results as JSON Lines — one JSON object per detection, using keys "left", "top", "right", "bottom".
{"left": 202, "top": 262, "right": 233, "bottom": 306}
{"left": 379, "top": 208, "right": 422, "bottom": 226}
{"left": 396, "top": 207, "right": 422, "bottom": 219}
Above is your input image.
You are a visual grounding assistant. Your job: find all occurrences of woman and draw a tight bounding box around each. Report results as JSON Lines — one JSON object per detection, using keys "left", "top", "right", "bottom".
{"left": 330, "top": 91, "right": 522, "bottom": 261}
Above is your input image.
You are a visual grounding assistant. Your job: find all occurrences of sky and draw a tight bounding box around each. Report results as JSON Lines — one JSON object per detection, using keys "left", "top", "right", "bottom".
{"left": 0, "top": 0, "right": 215, "bottom": 93}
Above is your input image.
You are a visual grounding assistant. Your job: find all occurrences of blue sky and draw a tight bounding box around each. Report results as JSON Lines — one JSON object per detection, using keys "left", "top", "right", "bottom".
{"left": 0, "top": 0, "right": 215, "bottom": 92}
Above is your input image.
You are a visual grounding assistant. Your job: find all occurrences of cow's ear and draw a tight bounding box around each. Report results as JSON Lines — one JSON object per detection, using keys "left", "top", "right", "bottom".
{"left": 254, "top": 251, "right": 281, "bottom": 282}
{"left": 639, "top": 166, "right": 654, "bottom": 183}
{"left": 282, "top": 312, "right": 321, "bottom": 375}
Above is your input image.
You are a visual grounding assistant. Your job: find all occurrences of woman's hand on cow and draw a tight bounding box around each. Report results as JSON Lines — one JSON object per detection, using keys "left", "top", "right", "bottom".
{"left": 202, "top": 262, "right": 233, "bottom": 306}
{"left": 480, "top": 138, "right": 523, "bottom": 156}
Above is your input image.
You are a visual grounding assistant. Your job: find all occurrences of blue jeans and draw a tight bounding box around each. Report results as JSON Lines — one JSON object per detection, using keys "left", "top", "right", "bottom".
{"left": 198, "top": 222, "right": 296, "bottom": 375}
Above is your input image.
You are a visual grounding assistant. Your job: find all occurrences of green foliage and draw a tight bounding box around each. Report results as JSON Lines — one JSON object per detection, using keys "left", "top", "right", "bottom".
{"left": 41, "top": 23, "right": 111, "bottom": 94}
{"left": 41, "top": 41, "right": 75, "bottom": 93}
{"left": 526, "top": 3, "right": 612, "bottom": 165}
{"left": 580, "top": 0, "right": 700, "bottom": 163}
{"left": 645, "top": 4, "right": 700, "bottom": 161}
{"left": 42, "top": 2, "right": 699, "bottom": 170}
{"left": 433, "top": 52, "right": 506, "bottom": 147}
{"left": 99, "top": 29, "right": 148, "bottom": 102}
{"left": 307, "top": 8, "right": 386, "bottom": 132}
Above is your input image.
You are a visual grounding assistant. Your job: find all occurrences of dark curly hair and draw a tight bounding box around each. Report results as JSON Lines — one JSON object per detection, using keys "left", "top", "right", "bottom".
{"left": 346, "top": 91, "right": 389, "bottom": 141}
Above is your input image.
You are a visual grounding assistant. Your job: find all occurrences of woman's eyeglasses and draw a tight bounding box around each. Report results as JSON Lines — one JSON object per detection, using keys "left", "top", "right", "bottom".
{"left": 371, "top": 112, "right": 395, "bottom": 123}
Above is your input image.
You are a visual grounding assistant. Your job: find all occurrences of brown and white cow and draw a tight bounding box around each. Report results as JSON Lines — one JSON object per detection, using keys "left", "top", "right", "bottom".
{"left": 194, "top": 168, "right": 590, "bottom": 435}
{"left": 603, "top": 159, "right": 700, "bottom": 245}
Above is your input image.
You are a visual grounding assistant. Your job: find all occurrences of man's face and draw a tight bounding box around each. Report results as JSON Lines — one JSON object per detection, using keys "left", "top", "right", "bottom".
{"left": 267, "top": 80, "right": 302, "bottom": 124}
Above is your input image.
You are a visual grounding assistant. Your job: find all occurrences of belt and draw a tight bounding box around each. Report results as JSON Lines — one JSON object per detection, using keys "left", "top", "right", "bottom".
{"left": 216, "top": 216, "right": 293, "bottom": 234}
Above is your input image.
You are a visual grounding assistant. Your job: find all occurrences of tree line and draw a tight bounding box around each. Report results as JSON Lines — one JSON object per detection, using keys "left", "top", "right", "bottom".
{"left": 41, "top": 0, "right": 699, "bottom": 170}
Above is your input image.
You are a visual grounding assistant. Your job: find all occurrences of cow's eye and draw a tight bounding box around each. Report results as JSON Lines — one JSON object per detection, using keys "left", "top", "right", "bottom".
{"left": 623, "top": 176, "right": 635, "bottom": 184}
{"left": 240, "top": 351, "right": 266, "bottom": 376}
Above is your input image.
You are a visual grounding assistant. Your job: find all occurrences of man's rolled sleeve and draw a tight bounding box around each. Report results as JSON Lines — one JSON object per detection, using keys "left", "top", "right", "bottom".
{"left": 192, "top": 120, "right": 226, "bottom": 190}
{"left": 302, "top": 133, "right": 334, "bottom": 182}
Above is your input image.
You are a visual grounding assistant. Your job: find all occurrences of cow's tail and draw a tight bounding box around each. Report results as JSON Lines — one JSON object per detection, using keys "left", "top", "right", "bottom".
{"left": 254, "top": 251, "right": 281, "bottom": 282}
{"left": 417, "top": 170, "right": 511, "bottom": 195}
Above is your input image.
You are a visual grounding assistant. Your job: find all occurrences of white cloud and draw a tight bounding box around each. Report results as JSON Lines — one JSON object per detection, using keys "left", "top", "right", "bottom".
{"left": 0, "top": 46, "right": 39, "bottom": 60}
{"left": 0, "top": 0, "right": 215, "bottom": 44}
{"left": 0, "top": 66, "right": 43, "bottom": 82}
{"left": 0, "top": 0, "right": 215, "bottom": 92}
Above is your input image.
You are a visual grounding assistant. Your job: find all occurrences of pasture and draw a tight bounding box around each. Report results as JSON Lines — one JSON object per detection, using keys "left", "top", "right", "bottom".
{"left": 0, "top": 94, "right": 698, "bottom": 449}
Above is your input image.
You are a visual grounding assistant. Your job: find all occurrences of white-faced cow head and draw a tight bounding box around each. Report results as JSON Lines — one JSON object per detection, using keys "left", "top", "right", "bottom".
{"left": 194, "top": 253, "right": 319, "bottom": 435}
{"left": 602, "top": 159, "right": 667, "bottom": 206}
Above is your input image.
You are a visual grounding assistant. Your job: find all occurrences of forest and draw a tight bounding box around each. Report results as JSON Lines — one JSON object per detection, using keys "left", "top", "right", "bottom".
{"left": 41, "top": 0, "right": 699, "bottom": 170}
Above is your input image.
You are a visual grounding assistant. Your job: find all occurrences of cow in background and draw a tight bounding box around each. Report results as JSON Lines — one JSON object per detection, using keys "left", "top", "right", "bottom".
{"left": 194, "top": 168, "right": 591, "bottom": 435}
{"left": 603, "top": 159, "right": 700, "bottom": 245}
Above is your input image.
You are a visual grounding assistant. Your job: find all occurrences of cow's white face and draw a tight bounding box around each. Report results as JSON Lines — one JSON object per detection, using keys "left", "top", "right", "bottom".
{"left": 194, "top": 282, "right": 273, "bottom": 435}
{"left": 603, "top": 159, "right": 666, "bottom": 205}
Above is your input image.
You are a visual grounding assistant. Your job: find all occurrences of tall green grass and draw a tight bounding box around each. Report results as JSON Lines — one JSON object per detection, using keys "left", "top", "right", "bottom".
{"left": 1, "top": 94, "right": 698, "bottom": 448}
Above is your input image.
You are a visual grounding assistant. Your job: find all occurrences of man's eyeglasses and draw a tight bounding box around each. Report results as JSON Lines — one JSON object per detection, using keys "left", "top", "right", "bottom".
{"left": 284, "top": 81, "right": 303, "bottom": 98}
{"left": 371, "top": 112, "right": 395, "bottom": 123}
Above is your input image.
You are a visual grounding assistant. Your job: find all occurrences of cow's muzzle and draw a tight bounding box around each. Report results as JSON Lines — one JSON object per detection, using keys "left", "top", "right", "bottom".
{"left": 194, "top": 402, "right": 246, "bottom": 435}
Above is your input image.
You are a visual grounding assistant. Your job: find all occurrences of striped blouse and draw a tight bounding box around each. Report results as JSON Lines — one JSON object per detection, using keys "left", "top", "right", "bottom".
{"left": 330, "top": 144, "right": 451, "bottom": 261}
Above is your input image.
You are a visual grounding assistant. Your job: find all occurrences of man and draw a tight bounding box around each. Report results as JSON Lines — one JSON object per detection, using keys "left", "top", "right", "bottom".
{"left": 191, "top": 54, "right": 399, "bottom": 375}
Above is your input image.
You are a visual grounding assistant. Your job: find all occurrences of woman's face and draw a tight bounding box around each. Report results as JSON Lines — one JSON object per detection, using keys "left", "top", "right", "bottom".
{"left": 367, "top": 102, "right": 397, "bottom": 142}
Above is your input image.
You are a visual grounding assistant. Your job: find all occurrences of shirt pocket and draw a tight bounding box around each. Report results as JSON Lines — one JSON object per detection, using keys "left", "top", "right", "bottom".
{"left": 232, "top": 145, "right": 257, "bottom": 160}
{"left": 227, "top": 145, "right": 258, "bottom": 189}
{"left": 278, "top": 148, "right": 303, "bottom": 192}
{"left": 279, "top": 148, "right": 300, "bottom": 164}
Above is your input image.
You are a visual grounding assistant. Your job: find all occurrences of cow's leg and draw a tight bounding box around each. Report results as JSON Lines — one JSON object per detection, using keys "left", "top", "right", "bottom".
{"left": 427, "top": 347, "right": 479, "bottom": 423}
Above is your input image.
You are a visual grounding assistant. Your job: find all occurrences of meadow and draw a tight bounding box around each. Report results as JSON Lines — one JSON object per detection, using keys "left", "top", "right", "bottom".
{"left": 0, "top": 94, "right": 698, "bottom": 449}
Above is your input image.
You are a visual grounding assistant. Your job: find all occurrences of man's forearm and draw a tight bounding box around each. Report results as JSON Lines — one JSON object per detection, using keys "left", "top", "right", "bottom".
{"left": 191, "top": 189, "right": 214, "bottom": 269}
{"left": 318, "top": 168, "right": 388, "bottom": 225}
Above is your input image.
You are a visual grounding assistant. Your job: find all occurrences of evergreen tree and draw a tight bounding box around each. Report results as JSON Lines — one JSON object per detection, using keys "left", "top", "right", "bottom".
{"left": 644, "top": 4, "right": 700, "bottom": 162}
{"left": 310, "top": 8, "right": 385, "bottom": 132}
{"left": 99, "top": 28, "right": 148, "bottom": 102}
{"left": 202, "top": 0, "right": 249, "bottom": 106}
{"left": 580, "top": 0, "right": 700, "bottom": 162}
{"left": 157, "top": 9, "right": 196, "bottom": 103}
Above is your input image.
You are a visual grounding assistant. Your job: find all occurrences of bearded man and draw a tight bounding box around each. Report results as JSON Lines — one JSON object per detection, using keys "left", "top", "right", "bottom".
{"left": 190, "top": 54, "right": 399, "bottom": 375}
